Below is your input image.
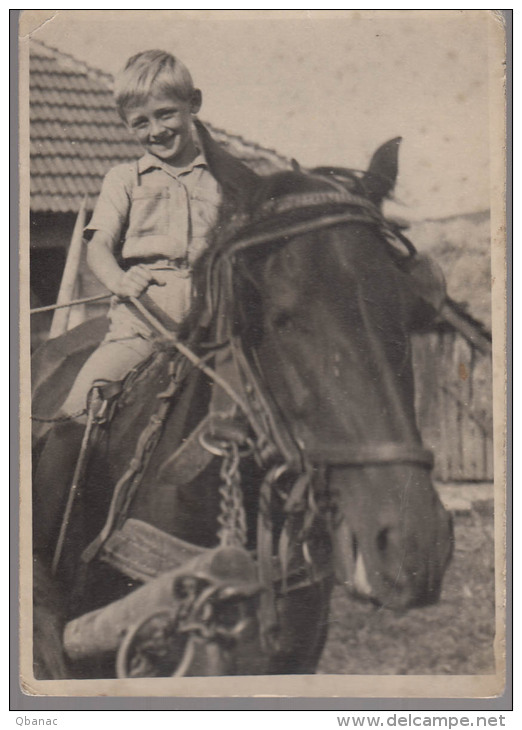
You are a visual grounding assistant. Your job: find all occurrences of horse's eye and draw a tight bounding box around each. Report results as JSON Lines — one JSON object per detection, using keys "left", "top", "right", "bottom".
{"left": 271, "top": 311, "right": 294, "bottom": 333}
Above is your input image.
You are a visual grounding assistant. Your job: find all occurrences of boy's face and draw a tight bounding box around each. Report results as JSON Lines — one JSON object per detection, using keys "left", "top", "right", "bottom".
{"left": 124, "top": 90, "right": 202, "bottom": 165}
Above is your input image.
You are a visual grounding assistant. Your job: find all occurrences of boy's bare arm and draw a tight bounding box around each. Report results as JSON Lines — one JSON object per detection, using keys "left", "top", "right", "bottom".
{"left": 87, "top": 232, "right": 163, "bottom": 298}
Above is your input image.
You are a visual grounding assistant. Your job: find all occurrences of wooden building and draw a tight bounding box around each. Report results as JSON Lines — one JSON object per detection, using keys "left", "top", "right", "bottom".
{"left": 413, "top": 328, "right": 493, "bottom": 482}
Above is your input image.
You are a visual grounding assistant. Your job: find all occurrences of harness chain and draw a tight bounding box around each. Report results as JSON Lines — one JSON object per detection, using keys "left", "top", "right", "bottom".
{"left": 72, "top": 186, "right": 435, "bottom": 662}
{"left": 200, "top": 192, "right": 435, "bottom": 648}
{"left": 216, "top": 442, "right": 247, "bottom": 548}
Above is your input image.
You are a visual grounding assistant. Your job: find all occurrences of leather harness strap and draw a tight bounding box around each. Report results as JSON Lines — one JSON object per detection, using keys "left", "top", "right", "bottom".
{"left": 223, "top": 189, "right": 383, "bottom": 241}
{"left": 128, "top": 184, "right": 433, "bottom": 475}
{"left": 303, "top": 443, "right": 434, "bottom": 470}
{"left": 194, "top": 190, "right": 433, "bottom": 473}
{"left": 88, "top": 185, "right": 434, "bottom": 605}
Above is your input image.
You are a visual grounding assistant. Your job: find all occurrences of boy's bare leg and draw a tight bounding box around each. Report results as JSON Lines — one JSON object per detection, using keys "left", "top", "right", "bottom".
{"left": 61, "top": 337, "right": 155, "bottom": 418}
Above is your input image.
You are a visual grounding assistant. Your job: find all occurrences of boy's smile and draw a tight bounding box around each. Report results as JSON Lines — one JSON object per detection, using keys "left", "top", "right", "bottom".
{"left": 124, "top": 91, "right": 202, "bottom": 167}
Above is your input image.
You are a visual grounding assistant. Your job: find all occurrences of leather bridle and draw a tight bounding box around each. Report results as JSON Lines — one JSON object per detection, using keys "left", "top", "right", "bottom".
{"left": 188, "top": 185, "right": 435, "bottom": 474}
{"left": 86, "top": 182, "right": 434, "bottom": 622}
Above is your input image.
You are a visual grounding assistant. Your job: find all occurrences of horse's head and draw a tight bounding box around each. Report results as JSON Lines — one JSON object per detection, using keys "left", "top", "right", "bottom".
{"left": 193, "top": 139, "right": 453, "bottom": 612}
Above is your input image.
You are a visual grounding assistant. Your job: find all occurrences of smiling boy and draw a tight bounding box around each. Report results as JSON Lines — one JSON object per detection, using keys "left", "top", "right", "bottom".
{"left": 34, "top": 50, "right": 256, "bottom": 556}
{"left": 60, "top": 51, "right": 222, "bottom": 418}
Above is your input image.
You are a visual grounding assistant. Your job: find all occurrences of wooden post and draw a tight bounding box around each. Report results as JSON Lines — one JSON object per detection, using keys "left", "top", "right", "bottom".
{"left": 49, "top": 196, "right": 88, "bottom": 339}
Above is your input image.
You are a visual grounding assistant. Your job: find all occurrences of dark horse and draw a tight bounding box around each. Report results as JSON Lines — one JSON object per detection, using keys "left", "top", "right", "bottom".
{"left": 31, "top": 139, "right": 453, "bottom": 679}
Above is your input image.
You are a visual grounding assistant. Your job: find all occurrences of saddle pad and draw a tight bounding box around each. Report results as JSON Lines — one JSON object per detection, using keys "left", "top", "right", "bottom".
{"left": 101, "top": 518, "right": 332, "bottom": 591}
{"left": 101, "top": 518, "right": 208, "bottom": 583}
{"left": 31, "top": 316, "right": 110, "bottom": 441}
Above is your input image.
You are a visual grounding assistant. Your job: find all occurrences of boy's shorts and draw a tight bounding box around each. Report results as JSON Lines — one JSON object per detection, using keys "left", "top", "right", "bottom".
{"left": 107, "top": 263, "right": 193, "bottom": 340}
{"left": 61, "top": 264, "right": 193, "bottom": 418}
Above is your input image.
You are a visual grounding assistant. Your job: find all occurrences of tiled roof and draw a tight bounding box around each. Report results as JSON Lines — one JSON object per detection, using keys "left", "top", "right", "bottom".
{"left": 30, "top": 39, "right": 290, "bottom": 213}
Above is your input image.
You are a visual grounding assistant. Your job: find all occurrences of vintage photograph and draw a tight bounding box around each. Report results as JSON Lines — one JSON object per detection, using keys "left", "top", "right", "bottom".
{"left": 18, "top": 10, "right": 506, "bottom": 698}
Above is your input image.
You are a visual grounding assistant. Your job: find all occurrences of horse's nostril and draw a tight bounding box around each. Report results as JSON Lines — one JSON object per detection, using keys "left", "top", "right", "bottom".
{"left": 376, "top": 527, "right": 389, "bottom": 553}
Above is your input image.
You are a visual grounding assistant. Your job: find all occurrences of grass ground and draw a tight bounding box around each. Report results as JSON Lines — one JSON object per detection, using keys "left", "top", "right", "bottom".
{"left": 318, "top": 502, "right": 496, "bottom": 675}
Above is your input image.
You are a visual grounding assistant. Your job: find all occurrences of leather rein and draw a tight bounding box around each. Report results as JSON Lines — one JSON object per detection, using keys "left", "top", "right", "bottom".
{"left": 82, "top": 183, "right": 433, "bottom": 632}
{"left": 143, "top": 185, "right": 434, "bottom": 474}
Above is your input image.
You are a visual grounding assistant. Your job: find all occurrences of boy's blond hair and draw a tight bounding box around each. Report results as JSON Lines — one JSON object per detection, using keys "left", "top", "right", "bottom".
{"left": 114, "top": 50, "right": 196, "bottom": 119}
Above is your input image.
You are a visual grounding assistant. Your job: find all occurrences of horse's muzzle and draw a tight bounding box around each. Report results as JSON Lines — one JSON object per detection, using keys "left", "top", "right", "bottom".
{"left": 329, "top": 466, "right": 454, "bottom": 611}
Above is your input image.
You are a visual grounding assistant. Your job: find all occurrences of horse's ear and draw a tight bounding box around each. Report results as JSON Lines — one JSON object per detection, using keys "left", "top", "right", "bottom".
{"left": 362, "top": 137, "right": 402, "bottom": 206}
{"left": 291, "top": 158, "right": 302, "bottom": 173}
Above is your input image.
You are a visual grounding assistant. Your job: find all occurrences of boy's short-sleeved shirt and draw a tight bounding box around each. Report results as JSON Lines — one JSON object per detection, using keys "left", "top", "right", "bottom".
{"left": 86, "top": 148, "right": 222, "bottom": 265}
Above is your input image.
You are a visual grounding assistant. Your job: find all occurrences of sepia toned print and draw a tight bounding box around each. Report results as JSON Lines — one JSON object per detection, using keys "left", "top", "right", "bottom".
{"left": 19, "top": 10, "right": 507, "bottom": 698}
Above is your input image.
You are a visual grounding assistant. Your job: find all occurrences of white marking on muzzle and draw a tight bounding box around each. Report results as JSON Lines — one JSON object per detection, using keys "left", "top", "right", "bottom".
{"left": 353, "top": 552, "right": 373, "bottom": 597}
{"left": 333, "top": 521, "right": 374, "bottom": 598}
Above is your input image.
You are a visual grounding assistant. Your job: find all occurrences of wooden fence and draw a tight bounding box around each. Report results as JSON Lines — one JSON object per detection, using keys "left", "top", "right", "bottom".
{"left": 412, "top": 331, "right": 493, "bottom": 482}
